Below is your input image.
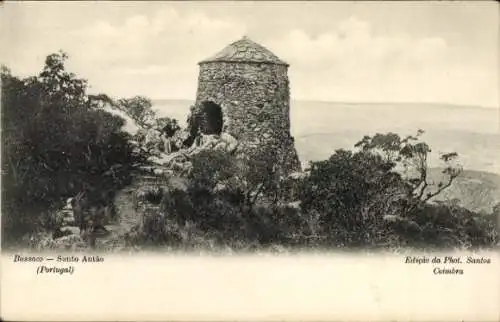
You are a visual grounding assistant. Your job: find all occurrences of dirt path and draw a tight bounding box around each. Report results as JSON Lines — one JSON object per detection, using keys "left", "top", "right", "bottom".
{"left": 94, "top": 187, "right": 142, "bottom": 249}
{"left": 92, "top": 172, "right": 183, "bottom": 250}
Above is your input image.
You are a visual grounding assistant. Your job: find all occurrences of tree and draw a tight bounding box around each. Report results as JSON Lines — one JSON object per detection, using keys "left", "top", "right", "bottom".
{"left": 1, "top": 52, "right": 141, "bottom": 243}
{"left": 115, "top": 96, "right": 156, "bottom": 129}
{"left": 299, "top": 148, "right": 405, "bottom": 246}
{"left": 155, "top": 117, "right": 181, "bottom": 138}
{"left": 355, "top": 130, "right": 462, "bottom": 212}
{"left": 296, "top": 131, "right": 486, "bottom": 249}
{"left": 238, "top": 143, "right": 284, "bottom": 210}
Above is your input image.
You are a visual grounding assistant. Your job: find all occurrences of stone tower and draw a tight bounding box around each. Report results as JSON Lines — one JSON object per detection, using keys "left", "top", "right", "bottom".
{"left": 194, "top": 36, "right": 300, "bottom": 174}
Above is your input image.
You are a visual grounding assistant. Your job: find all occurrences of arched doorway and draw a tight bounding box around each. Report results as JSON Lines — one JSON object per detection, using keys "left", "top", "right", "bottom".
{"left": 199, "top": 101, "right": 223, "bottom": 135}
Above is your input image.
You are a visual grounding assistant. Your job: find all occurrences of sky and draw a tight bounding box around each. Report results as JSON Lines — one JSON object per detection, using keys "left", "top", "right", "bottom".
{"left": 1, "top": 1, "right": 498, "bottom": 108}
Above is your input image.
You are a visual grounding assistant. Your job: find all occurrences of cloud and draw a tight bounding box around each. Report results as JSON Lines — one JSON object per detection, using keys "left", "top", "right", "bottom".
{"left": 3, "top": 6, "right": 247, "bottom": 98}
{"left": 67, "top": 8, "right": 246, "bottom": 68}
{"left": 265, "top": 16, "right": 496, "bottom": 107}
{"left": 2, "top": 6, "right": 497, "bottom": 107}
{"left": 269, "top": 16, "right": 448, "bottom": 70}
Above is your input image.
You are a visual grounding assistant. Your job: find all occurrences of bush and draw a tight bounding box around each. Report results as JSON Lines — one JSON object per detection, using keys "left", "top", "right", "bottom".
{"left": 5, "top": 53, "right": 495, "bottom": 252}
{"left": 404, "top": 203, "right": 499, "bottom": 250}
{"left": 299, "top": 149, "right": 405, "bottom": 247}
{"left": 128, "top": 137, "right": 498, "bottom": 252}
{"left": 1, "top": 53, "right": 141, "bottom": 244}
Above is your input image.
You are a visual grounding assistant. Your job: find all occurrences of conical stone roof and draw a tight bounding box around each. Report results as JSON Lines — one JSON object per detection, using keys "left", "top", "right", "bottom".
{"left": 199, "top": 36, "right": 288, "bottom": 66}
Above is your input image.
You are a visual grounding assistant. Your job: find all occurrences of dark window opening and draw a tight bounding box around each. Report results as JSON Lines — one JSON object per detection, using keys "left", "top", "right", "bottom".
{"left": 199, "top": 101, "right": 223, "bottom": 135}
{"left": 183, "top": 101, "right": 224, "bottom": 148}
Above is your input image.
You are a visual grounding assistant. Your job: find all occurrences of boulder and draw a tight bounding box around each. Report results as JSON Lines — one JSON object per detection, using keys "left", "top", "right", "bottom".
{"left": 62, "top": 219, "right": 75, "bottom": 226}
{"left": 383, "top": 214, "right": 402, "bottom": 223}
{"left": 60, "top": 226, "right": 80, "bottom": 235}
{"left": 62, "top": 214, "right": 76, "bottom": 226}
{"left": 54, "top": 209, "right": 74, "bottom": 226}
{"left": 151, "top": 132, "right": 240, "bottom": 177}
{"left": 288, "top": 171, "right": 308, "bottom": 180}
{"left": 287, "top": 201, "right": 302, "bottom": 209}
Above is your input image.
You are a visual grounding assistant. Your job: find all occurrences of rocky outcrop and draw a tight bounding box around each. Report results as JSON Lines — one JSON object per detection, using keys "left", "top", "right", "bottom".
{"left": 146, "top": 132, "right": 240, "bottom": 176}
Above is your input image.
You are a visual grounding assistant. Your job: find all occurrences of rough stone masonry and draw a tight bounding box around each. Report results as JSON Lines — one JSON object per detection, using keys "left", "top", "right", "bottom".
{"left": 193, "top": 36, "right": 301, "bottom": 175}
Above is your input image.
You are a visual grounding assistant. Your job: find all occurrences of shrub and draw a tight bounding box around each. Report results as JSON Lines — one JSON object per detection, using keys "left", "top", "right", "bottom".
{"left": 1, "top": 53, "right": 141, "bottom": 244}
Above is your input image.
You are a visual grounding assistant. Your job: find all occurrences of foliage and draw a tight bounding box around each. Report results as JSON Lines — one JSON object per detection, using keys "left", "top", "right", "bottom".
{"left": 155, "top": 117, "right": 181, "bottom": 138}
{"left": 1, "top": 52, "right": 141, "bottom": 243}
{"left": 115, "top": 96, "right": 155, "bottom": 129}
{"left": 299, "top": 149, "right": 405, "bottom": 247}
{"left": 296, "top": 131, "right": 495, "bottom": 249}
{"left": 112, "top": 101, "right": 182, "bottom": 156}
{"left": 382, "top": 200, "right": 498, "bottom": 250}
{"left": 2, "top": 52, "right": 496, "bottom": 252}
{"left": 128, "top": 130, "right": 498, "bottom": 252}
{"left": 355, "top": 130, "right": 463, "bottom": 210}
{"left": 187, "top": 141, "right": 292, "bottom": 211}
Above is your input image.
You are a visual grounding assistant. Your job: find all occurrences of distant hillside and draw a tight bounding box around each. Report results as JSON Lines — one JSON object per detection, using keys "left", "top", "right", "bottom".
{"left": 294, "top": 130, "right": 499, "bottom": 174}
{"left": 150, "top": 99, "right": 499, "bottom": 212}
{"left": 427, "top": 169, "right": 500, "bottom": 213}
{"left": 152, "top": 99, "right": 499, "bottom": 137}
{"left": 293, "top": 130, "right": 499, "bottom": 213}
{"left": 151, "top": 100, "right": 498, "bottom": 167}
{"left": 293, "top": 100, "right": 497, "bottom": 111}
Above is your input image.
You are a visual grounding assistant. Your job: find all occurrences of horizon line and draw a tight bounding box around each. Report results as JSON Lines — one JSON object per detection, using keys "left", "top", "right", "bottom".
{"left": 148, "top": 98, "right": 499, "bottom": 110}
